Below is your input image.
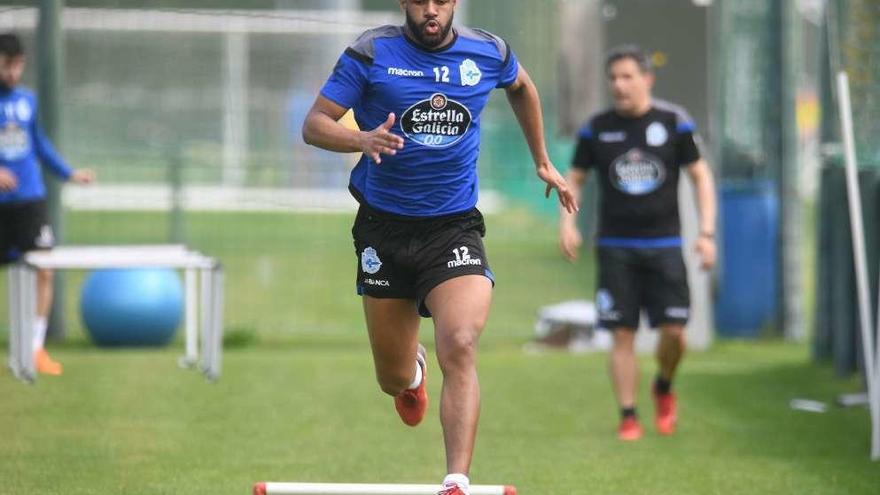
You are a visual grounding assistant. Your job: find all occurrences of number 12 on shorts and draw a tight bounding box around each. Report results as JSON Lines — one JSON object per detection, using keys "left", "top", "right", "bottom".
{"left": 452, "top": 246, "right": 470, "bottom": 262}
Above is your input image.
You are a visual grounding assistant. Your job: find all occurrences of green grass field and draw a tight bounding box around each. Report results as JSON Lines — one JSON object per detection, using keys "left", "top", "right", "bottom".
{"left": 0, "top": 209, "right": 878, "bottom": 494}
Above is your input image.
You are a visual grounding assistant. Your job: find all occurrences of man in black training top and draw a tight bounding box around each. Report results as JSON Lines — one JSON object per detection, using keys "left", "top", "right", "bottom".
{"left": 559, "top": 45, "right": 717, "bottom": 441}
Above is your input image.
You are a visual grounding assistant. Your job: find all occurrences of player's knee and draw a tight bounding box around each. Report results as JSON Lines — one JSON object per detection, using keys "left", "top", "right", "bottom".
{"left": 376, "top": 369, "right": 411, "bottom": 396}
{"left": 437, "top": 327, "right": 479, "bottom": 367}
{"left": 612, "top": 329, "right": 636, "bottom": 348}
{"left": 661, "top": 325, "right": 685, "bottom": 342}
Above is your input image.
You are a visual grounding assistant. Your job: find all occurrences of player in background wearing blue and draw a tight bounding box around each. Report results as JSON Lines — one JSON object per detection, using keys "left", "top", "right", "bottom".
{"left": 0, "top": 33, "right": 94, "bottom": 375}
{"left": 303, "top": 1, "right": 576, "bottom": 493}
{"left": 559, "top": 45, "right": 717, "bottom": 441}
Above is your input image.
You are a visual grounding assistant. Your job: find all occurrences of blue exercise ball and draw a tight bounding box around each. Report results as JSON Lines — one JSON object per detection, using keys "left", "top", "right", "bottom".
{"left": 80, "top": 268, "right": 184, "bottom": 347}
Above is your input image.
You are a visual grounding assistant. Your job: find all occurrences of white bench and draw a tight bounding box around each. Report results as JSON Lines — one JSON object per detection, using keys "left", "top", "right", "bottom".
{"left": 7, "top": 245, "right": 223, "bottom": 383}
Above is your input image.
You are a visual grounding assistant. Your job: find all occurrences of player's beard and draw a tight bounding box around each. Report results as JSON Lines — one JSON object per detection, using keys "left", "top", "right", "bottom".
{"left": 405, "top": 11, "right": 454, "bottom": 49}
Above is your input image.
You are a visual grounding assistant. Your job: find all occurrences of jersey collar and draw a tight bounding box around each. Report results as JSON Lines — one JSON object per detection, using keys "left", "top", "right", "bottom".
{"left": 402, "top": 26, "right": 459, "bottom": 53}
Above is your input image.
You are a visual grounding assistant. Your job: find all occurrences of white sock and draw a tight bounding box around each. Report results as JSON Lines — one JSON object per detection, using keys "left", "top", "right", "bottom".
{"left": 407, "top": 360, "right": 422, "bottom": 390}
{"left": 443, "top": 473, "right": 469, "bottom": 491}
{"left": 33, "top": 317, "right": 48, "bottom": 352}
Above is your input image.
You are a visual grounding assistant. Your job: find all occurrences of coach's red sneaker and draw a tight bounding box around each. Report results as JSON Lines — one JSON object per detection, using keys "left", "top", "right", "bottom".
{"left": 437, "top": 485, "right": 468, "bottom": 495}
{"left": 654, "top": 388, "right": 678, "bottom": 435}
{"left": 617, "top": 416, "right": 643, "bottom": 441}
{"left": 394, "top": 343, "right": 427, "bottom": 427}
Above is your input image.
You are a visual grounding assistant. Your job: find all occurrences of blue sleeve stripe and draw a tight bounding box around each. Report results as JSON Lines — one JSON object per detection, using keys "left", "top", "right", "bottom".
{"left": 597, "top": 237, "right": 682, "bottom": 248}
{"left": 578, "top": 126, "right": 593, "bottom": 139}
{"left": 676, "top": 121, "right": 695, "bottom": 133}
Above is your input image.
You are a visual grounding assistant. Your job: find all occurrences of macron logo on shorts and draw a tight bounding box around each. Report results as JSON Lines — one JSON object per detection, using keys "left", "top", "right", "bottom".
{"left": 666, "top": 307, "right": 689, "bottom": 319}
{"left": 447, "top": 257, "right": 482, "bottom": 268}
{"left": 447, "top": 246, "right": 481, "bottom": 269}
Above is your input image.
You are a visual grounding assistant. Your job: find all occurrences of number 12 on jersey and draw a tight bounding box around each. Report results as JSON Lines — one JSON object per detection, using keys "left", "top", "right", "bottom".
{"left": 433, "top": 66, "right": 450, "bottom": 83}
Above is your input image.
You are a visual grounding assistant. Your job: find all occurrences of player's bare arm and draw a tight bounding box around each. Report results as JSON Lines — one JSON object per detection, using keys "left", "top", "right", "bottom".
{"left": 505, "top": 65, "right": 578, "bottom": 214}
{"left": 559, "top": 167, "right": 588, "bottom": 262}
{"left": 303, "top": 95, "right": 404, "bottom": 164}
{"left": 0, "top": 166, "right": 17, "bottom": 191}
{"left": 686, "top": 158, "right": 717, "bottom": 270}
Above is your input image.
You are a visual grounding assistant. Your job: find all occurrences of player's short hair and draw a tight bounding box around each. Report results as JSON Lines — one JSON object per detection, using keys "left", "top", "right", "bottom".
{"left": 605, "top": 44, "right": 652, "bottom": 74}
{"left": 0, "top": 33, "right": 24, "bottom": 59}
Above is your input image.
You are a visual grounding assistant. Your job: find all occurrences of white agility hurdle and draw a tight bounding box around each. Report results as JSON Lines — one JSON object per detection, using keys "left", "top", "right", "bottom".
{"left": 253, "top": 483, "right": 516, "bottom": 495}
{"left": 6, "top": 245, "right": 223, "bottom": 383}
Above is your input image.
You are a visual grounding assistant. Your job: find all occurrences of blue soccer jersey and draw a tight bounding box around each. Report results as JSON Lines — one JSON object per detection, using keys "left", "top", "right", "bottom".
{"left": 0, "top": 87, "right": 72, "bottom": 204}
{"left": 320, "top": 25, "right": 519, "bottom": 217}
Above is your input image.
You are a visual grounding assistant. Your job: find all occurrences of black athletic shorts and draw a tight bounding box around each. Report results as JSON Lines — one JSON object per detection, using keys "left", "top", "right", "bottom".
{"left": 596, "top": 246, "right": 690, "bottom": 330}
{"left": 0, "top": 200, "right": 54, "bottom": 265}
{"left": 352, "top": 203, "right": 494, "bottom": 318}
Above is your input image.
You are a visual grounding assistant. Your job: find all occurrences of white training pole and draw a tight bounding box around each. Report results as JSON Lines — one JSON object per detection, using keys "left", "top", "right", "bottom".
{"left": 182, "top": 268, "right": 198, "bottom": 368}
{"left": 8, "top": 266, "right": 22, "bottom": 379}
{"left": 21, "top": 266, "right": 38, "bottom": 382}
{"left": 199, "top": 267, "right": 213, "bottom": 375}
{"left": 206, "top": 266, "right": 224, "bottom": 381}
{"left": 837, "top": 71, "right": 879, "bottom": 460}
{"left": 254, "top": 483, "right": 516, "bottom": 495}
{"left": 875, "top": 265, "right": 880, "bottom": 460}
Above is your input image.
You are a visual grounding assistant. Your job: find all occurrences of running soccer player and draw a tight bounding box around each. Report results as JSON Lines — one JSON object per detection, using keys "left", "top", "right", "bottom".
{"left": 303, "top": 1, "right": 576, "bottom": 493}
{"left": 0, "top": 33, "right": 94, "bottom": 375}
{"left": 558, "top": 45, "right": 717, "bottom": 441}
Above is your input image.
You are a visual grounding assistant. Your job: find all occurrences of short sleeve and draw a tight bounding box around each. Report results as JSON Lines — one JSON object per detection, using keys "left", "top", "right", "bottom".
{"left": 570, "top": 123, "right": 594, "bottom": 170}
{"left": 496, "top": 43, "right": 519, "bottom": 88}
{"left": 676, "top": 118, "right": 701, "bottom": 166}
{"left": 320, "top": 50, "right": 370, "bottom": 110}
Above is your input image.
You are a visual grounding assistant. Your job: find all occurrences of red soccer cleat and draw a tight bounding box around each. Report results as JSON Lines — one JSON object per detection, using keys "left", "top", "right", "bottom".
{"left": 437, "top": 485, "right": 468, "bottom": 495}
{"left": 617, "top": 416, "right": 643, "bottom": 441}
{"left": 394, "top": 343, "right": 428, "bottom": 427}
{"left": 653, "top": 387, "right": 678, "bottom": 435}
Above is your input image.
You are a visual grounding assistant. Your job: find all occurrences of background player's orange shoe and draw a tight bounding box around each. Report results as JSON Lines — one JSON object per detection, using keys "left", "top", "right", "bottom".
{"left": 618, "top": 416, "right": 643, "bottom": 441}
{"left": 34, "top": 348, "right": 63, "bottom": 376}
{"left": 654, "top": 388, "right": 678, "bottom": 435}
{"left": 394, "top": 343, "right": 427, "bottom": 426}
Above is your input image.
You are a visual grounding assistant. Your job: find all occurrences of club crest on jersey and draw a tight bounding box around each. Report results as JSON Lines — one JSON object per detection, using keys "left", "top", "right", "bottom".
{"left": 459, "top": 59, "right": 481, "bottom": 86}
{"left": 610, "top": 148, "right": 666, "bottom": 195}
{"left": 361, "top": 247, "right": 382, "bottom": 275}
{"left": 0, "top": 122, "right": 29, "bottom": 161}
{"left": 646, "top": 121, "right": 668, "bottom": 146}
{"left": 401, "top": 93, "right": 472, "bottom": 148}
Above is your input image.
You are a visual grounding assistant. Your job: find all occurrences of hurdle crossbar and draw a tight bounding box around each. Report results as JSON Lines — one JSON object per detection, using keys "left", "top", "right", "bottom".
{"left": 253, "top": 482, "right": 516, "bottom": 495}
